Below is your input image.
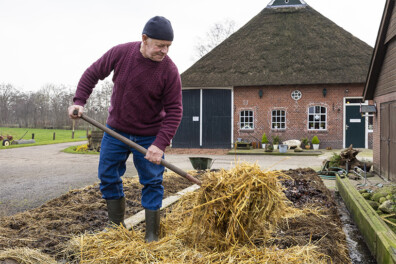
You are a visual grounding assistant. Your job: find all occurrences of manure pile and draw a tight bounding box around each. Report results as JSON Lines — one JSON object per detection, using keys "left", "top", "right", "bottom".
{"left": 0, "top": 172, "right": 198, "bottom": 259}
{"left": 63, "top": 163, "right": 350, "bottom": 263}
{"left": 0, "top": 165, "right": 350, "bottom": 263}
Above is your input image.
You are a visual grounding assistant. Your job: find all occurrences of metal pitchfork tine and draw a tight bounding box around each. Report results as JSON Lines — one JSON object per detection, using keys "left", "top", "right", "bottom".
{"left": 73, "top": 110, "right": 202, "bottom": 186}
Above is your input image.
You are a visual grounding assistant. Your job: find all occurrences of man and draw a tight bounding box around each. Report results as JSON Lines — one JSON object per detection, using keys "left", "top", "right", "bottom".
{"left": 68, "top": 16, "right": 182, "bottom": 242}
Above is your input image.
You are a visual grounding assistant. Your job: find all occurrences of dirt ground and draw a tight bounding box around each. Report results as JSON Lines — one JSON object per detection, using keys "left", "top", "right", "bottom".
{"left": 0, "top": 171, "right": 200, "bottom": 257}
{"left": 0, "top": 168, "right": 349, "bottom": 263}
{"left": 277, "top": 168, "right": 349, "bottom": 263}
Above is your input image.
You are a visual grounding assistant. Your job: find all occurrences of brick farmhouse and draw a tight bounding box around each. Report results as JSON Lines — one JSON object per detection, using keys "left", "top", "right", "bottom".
{"left": 172, "top": 0, "right": 374, "bottom": 150}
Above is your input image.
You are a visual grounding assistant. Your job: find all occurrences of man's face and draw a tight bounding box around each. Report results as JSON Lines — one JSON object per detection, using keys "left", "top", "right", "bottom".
{"left": 142, "top": 36, "right": 172, "bottom": 62}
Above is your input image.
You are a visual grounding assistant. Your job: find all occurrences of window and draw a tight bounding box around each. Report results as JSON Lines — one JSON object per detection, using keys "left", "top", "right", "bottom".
{"left": 291, "top": 90, "right": 302, "bottom": 101}
{"left": 308, "top": 106, "right": 327, "bottom": 130}
{"left": 368, "top": 116, "right": 373, "bottom": 132}
{"left": 240, "top": 110, "right": 254, "bottom": 129}
{"left": 272, "top": 110, "right": 286, "bottom": 129}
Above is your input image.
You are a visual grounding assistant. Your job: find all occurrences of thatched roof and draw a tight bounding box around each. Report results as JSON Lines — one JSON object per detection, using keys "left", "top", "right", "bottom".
{"left": 181, "top": 3, "right": 373, "bottom": 87}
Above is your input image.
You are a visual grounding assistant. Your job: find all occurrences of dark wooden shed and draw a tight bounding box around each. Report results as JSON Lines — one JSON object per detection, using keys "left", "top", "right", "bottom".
{"left": 363, "top": 0, "right": 396, "bottom": 182}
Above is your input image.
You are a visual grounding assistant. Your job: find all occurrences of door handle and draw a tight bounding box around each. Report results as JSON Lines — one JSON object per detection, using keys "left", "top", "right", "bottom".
{"left": 345, "top": 125, "right": 349, "bottom": 130}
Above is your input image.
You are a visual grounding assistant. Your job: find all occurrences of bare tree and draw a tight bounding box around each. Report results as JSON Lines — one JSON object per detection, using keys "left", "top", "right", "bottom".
{"left": 34, "top": 84, "right": 74, "bottom": 129}
{"left": 0, "top": 83, "right": 18, "bottom": 125}
{"left": 85, "top": 80, "right": 113, "bottom": 124}
{"left": 12, "top": 92, "right": 30, "bottom": 128}
{"left": 0, "top": 81, "right": 114, "bottom": 129}
{"left": 195, "top": 19, "right": 237, "bottom": 59}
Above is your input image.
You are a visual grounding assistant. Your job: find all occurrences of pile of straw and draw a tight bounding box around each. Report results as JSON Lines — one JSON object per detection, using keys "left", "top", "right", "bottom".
{"left": 0, "top": 247, "right": 57, "bottom": 264}
{"left": 66, "top": 225, "right": 331, "bottom": 263}
{"left": 65, "top": 163, "right": 332, "bottom": 263}
{"left": 170, "top": 162, "right": 295, "bottom": 250}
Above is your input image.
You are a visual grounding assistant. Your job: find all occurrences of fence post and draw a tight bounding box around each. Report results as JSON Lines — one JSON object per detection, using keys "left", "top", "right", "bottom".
{"left": 53, "top": 132, "right": 56, "bottom": 140}
{"left": 72, "top": 120, "right": 75, "bottom": 139}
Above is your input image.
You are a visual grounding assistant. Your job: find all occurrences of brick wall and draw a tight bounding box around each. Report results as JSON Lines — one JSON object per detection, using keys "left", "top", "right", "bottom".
{"left": 372, "top": 93, "right": 396, "bottom": 175}
{"left": 234, "top": 83, "right": 364, "bottom": 149}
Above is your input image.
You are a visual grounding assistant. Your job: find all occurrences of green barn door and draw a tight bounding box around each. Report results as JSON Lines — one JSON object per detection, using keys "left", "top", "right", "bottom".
{"left": 345, "top": 105, "right": 365, "bottom": 148}
{"left": 172, "top": 90, "right": 200, "bottom": 148}
{"left": 202, "top": 89, "right": 232, "bottom": 148}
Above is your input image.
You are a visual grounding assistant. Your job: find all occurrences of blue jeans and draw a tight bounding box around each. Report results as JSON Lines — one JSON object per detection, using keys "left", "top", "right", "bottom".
{"left": 98, "top": 125, "right": 165, "bottom": 210}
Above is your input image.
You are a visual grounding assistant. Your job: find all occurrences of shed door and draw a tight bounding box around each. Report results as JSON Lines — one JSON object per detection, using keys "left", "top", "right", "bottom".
{"left": 345, "top": 105, "right": 365, "bottom": 148}
{"left": 390, "top": 102, "right": 396, "bottom": 182}
{"left": 380, "top": 103, "right": 390, "bottom": 180}
{"left": 202, "top": 89, "right": 232, "bottom": 148}
{"left": 381, "top": 101, "right": 396, "bottom": 181}
{"left": 172, "top": 90, "right": 200, "bottom": 148}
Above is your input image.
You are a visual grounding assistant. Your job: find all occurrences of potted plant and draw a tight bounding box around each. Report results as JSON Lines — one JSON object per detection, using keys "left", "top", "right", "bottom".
{"left": 301, "top": 137, "right": 310, "bottom": 149}
{"left": 311, "top": 136, "right": 320, "bottom": 150}
{"left": 272, "top": 135, "right": 280, "bottom": 150}
{"left": 265, "top": 143, "right": 273, "bottom": 152}
{"left": 261, "top": 133, "right": 269, "bottom": 149}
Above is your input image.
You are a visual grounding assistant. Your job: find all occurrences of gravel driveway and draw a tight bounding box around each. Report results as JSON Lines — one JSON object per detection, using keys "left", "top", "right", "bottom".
{"left": 0, "top": 142, "right": 326, "bottom": 217}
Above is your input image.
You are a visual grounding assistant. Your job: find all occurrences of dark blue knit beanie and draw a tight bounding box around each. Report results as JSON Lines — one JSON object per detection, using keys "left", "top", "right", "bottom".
{"left": 142, "top": 16, "right": 174, "bottom": 41}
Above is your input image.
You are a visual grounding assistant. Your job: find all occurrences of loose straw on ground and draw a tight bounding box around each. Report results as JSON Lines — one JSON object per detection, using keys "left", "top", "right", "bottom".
{"left": 65, "top": 162, "right": 332, "bottom": 263}
{"left": 0, "top": 247, "right": 57, "bottom": 264}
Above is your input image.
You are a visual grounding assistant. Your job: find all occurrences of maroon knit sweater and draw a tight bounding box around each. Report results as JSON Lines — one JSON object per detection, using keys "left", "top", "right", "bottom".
{"left": 73, "top": 42, "right": 183, "bottom": 151}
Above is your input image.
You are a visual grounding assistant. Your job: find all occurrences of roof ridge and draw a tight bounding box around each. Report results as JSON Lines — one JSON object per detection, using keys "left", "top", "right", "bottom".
{"left": 267, "top": 0, "right": 307, "bottom": 9}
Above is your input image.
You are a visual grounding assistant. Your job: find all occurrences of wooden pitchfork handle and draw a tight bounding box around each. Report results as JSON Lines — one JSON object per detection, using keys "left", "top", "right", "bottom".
{"left": 73, "top": 110, "right": 202, "bottom": 186}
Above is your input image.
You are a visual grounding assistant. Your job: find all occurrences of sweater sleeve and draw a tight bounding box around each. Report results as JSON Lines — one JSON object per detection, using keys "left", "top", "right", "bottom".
{"left": 73, "top": 45, "right": 123, "bottom": 106}
{"left": 152, "top": 64, "right": 183, "bottom": 151}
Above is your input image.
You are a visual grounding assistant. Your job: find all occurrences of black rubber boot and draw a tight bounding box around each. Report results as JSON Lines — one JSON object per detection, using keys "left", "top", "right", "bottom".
{"left": 145, "top": 209, "right": 160, "bottom": 242}
{"left": 106, "top": 197, "right": 126, "bottom": 227}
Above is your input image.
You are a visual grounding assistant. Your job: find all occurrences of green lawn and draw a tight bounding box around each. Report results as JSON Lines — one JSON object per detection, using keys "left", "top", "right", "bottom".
{"left": 0, "top": 127, "right": 87, "bottom": 149}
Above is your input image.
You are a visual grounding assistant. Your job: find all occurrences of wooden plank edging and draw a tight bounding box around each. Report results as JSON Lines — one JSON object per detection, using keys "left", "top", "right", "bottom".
{"left": 124, "top": 184, "right": 200, "bottom": 229}
{"left": 336, "top": 175, "right": 396, "bottom": 264}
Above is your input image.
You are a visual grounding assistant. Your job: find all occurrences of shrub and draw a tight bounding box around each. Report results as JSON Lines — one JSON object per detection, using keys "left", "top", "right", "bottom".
{"left": 76, "top": 144, "right": 89, "bottom": 152}
{"left": 311, "top": 136, "right": 320, "bottom": 144}
{"left": 261, "top": 133, "right": 269, "bottom": 144}
{"left": 301, "top": 137, "right": 309, "bottom": 146}
{"left": 329, "top": 152, "right": 341, "bottom": 168}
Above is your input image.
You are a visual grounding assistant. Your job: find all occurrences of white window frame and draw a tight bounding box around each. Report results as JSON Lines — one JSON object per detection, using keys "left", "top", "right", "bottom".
{"left": 291, "top": 90, "right": 302, "bottom": 101}
{"left": 240, "top": 110, "right": 254, "bottom": 130}
{"left": 365, "top": 113, "right": 374, "bottom": 133}
{"left": 308, "top": 106, "right": 327, "bottom": 130}
{"left": 271, "top": 109, "right": 286, "bottom": 130}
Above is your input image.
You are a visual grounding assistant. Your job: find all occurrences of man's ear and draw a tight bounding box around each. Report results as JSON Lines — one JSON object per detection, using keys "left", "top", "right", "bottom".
{"left": 142, "top": 34, "right": 148, "bottom": 44}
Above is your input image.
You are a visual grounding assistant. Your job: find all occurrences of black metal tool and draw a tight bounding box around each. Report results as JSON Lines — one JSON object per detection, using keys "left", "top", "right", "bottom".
{"left": 73, "top": 109, "right": 201, "bottom": 186}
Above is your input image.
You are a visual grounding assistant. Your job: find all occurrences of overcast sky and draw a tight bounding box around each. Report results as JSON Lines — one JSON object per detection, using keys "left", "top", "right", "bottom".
{"left": 0, "top": 0, "right": 387, "bottom": 92}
